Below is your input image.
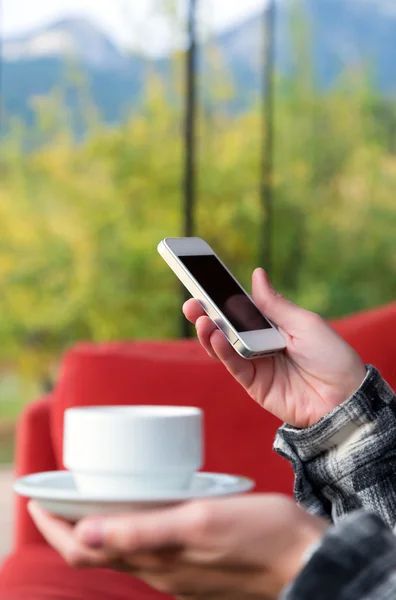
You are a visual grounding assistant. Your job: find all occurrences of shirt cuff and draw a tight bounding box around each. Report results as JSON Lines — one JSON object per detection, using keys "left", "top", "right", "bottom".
{"left": 274, "top": 365, "right": 394, "bottom": 463}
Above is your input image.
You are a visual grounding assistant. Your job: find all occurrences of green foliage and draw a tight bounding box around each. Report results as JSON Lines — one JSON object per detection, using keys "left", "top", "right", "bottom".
{"left": 0, "top": 54, "right": 395, "bottom": 393}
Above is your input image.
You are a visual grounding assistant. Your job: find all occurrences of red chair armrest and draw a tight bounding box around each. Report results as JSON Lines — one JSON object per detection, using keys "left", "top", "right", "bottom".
{"left": 13, "top": 396, "right": 57, "bottom": 551}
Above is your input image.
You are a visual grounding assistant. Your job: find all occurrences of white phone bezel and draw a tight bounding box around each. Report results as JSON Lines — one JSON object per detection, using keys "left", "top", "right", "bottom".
{"left": 158, "top": 237, "right": 286, "bottom": 359}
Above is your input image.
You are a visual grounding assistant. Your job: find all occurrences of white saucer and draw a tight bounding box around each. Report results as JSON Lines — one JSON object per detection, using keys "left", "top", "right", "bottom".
{"left": 15, "top": 471, "right": 255, "bottom": 521}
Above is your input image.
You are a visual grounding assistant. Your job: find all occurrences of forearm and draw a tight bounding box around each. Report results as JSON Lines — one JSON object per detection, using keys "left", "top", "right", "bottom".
{"left": 274, "top": 366, "right": 396, "bottom": 523}
{"left": 282, "top": 512, "right": 396, "bottom": 600}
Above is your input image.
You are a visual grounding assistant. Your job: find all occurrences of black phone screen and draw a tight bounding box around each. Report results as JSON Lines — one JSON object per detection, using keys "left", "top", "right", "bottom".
{"left": 179, "top": 254, "right": 272, "bottom": 332}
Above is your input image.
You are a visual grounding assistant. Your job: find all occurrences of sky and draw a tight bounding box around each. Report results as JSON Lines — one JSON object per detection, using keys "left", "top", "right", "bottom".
{"left": 2, "top": 0, "right": 268, "bottom": 55}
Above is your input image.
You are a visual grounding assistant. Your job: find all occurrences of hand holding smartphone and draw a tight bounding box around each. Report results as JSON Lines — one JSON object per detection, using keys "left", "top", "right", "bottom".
{"left": 158, "top": 237, "right": 286, "bottom": 359}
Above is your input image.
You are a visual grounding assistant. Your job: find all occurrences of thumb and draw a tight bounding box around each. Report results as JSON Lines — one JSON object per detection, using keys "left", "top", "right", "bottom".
{"left": 252, "top": 268, "right": 308, "bottom": 332}
{"left": 75, "top": 505, "right": 194, "bottom": 552}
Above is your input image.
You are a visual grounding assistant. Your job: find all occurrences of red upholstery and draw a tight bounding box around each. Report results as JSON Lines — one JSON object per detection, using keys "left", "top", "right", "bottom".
{"left": 51, "top": 340, "right": 292, "bottom": 489}
{"left": 2, "top": 302, "right": 395, "bottom": 600}
{"left": 0, "top": 545, "right": 169, "bottom": 600}
{"left": 13, "top": 396, "right": 57, "bottom": 550}
{"left": 331, "top": 303, "right": 396, "bottom": 386}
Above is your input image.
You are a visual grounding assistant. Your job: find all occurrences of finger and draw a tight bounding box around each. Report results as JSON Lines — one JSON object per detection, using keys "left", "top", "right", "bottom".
{"left": 195, "top": 316, "right": 258, "bottom": 392}
{"left": 75, "top": 498, "right": 250, "bottom": 557}
{"left": 252, "top": 268, "right": 308, "bottom": 333}
{"left": 183, "top": 299, "right": 206, "bottom": 324}
{"left": 210, "top": 329, "right": 255, "bottom": 391}
{"left": 175, "top": 596, "right": 262, "bottom": 600}
{"left": 28, "top": 502, "right": 108, "bottom": 568}
{"left": 175, "top": 596, "right": 251, "bottom": 600}
{"left": 131, "top": 565, "right": 267, "bottom": 598}
{"left": 76, "top": 497, "right": 286, "bottom": 567}
{"left": 196, "top": 316, "right": 219, "bottom": 359}
{"left": 100, "top": 548, "right": 183, "bottom": 574}
{"left": 75, "top": 503, "right": 198, "bottom": 553}
{"left": 134, "top": 568, "right": 220, "bottom": 597}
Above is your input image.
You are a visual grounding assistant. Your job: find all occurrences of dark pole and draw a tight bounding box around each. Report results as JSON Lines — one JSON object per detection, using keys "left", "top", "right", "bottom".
{"left": 259, "top": 0, "right": 276, "bottom": 276}
{"left": 181, "top": 0, "right": 198, "bottom": 338}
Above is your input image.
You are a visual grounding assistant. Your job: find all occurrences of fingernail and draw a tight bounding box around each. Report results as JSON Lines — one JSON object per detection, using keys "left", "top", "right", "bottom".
{"left": 256, "top": 268, "right": 272, "bottom": 286}
{"left": 78, "top": 521, "right": 104, "bottom": 548}
{"left": 254, "top": 267, "right": 266, "bottom": 281}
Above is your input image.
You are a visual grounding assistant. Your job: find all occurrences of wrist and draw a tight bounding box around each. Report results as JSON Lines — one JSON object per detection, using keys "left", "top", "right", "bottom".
{"left": 310, "top": 359, "right": 367, "bottom": 427}
{"left": 340, "top": 359, "right": 367, "bottom": 408}
{"left": 281, "top": 514, "right": 329, "bottom": 590}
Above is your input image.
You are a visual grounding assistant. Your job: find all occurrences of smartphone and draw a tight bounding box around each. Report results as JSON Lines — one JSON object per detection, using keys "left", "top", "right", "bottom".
{"left": 158, "top": 237, "right": 286, "bottom": 359}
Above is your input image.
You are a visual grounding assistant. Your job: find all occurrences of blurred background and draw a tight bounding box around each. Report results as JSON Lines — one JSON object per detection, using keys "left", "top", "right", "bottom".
{"left": 0, "top": 0, "right": 395, "bottom": 463}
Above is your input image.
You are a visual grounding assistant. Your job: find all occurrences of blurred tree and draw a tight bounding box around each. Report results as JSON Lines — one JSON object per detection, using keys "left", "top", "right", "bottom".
{"left": 0, "top": 4, "right": 395, "bottom": 394}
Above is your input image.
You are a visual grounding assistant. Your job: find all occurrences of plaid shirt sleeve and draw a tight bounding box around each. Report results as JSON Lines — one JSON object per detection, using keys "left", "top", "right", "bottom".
{"left": 274, "top": 365, "right": 396, "bottom": 525}
{"left": 275, "top": 366, "right": 396, "bottom": 599}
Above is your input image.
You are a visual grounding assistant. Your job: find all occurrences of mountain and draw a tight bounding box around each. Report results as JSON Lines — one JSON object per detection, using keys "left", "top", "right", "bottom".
{"left": 1, "top": 18, "right": 149, "bottom": 129}
{"left": 2, "top": 17, "right": 129, "bottom": 70}
{"left": 1, "top": 0, "right": 396, "bottom": 134}
{"left": 216, "top": 0, "right": 396, "bottom": 94}
{"left": 301, "top": 0, "right": 396, "bottom": 90}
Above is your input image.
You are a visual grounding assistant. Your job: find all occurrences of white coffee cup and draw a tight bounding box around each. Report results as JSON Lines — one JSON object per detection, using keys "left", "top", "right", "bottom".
{"left": 63, "top": 405, "right": 203, "bottom": 496}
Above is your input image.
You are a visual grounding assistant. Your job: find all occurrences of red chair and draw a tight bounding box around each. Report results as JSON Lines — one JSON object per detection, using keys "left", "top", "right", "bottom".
{"left": 1, "top": 303, "right": 395, "bottom": 599}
